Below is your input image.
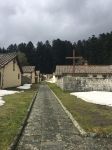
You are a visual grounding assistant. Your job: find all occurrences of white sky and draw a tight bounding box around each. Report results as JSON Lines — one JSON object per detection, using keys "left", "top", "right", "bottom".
{"left": 0, "top": 0, "right": 112, "bottom": 47}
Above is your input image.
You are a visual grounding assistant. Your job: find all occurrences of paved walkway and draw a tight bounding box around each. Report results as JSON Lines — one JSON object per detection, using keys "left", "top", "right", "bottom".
{"left": 17, "top": 84, "right": 112, "bottom": 150}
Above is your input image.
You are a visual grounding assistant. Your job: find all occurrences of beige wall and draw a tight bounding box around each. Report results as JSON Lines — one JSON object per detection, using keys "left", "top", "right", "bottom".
{"left": 2, "top": 59, "right": 21, "bottom": 89}
{"left": 36, "top": 71, "right": 40, "bottom": 82}
{"left": 32, "top": 72, "right": 35, "bottom": 83}
{"left": 0, "top": 68, "right": 3, "bottom": 88}
{"left": 0, "top": 69, "right": 2, "bottom": 88}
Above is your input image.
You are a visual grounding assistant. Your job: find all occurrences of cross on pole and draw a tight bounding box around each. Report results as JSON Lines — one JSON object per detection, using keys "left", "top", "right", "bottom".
{"left": 66, "top": 49, "right": 82, "bottom": 76}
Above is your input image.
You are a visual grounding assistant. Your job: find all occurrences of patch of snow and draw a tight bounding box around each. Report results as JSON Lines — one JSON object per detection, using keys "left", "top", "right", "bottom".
{"left": 70, "top": 91, "right": 112, "bottom": 107}
{"left": 0, "top": 90, "right": 20, "bottom": 106}
{"left": 46, "top": 75, "right": 57, "bottom": 83}
{"left": 0, "top": 98, "right": 5, "bottom": 106}
{"left": 17, "top": 84, "right": 32, "bottom": 89}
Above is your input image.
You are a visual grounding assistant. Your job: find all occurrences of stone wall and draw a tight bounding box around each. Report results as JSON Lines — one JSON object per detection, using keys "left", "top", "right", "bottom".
{"left": 56, "top": 77, "right": 64, "bottom": 89}
{"left": 56, "top": 76, "right": 112, "bottom": 92}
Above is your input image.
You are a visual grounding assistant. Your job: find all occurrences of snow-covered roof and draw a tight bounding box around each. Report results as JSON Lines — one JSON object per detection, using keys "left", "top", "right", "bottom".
{"left": 55, "top": 65, "right": 112, "bottom": 75}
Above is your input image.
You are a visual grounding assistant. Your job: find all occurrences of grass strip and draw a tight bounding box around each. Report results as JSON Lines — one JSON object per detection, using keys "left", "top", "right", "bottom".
{"left": 48, "top": 83, "right": 112, "bottom": 135}
{"left": 0, "top": 84, "right": 38, "bottom": 150}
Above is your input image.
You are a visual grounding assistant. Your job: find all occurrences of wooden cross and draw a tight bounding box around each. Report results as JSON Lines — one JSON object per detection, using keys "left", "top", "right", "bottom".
{"left": 66, "top": 49, "right": 83, "bottom": 76}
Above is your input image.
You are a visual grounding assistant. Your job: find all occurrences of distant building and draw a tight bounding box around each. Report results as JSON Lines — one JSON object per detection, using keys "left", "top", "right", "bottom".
{"left": 55, "top": 65, "right": 112, "bottom": 78}
{"left": 36, "top": 70, "right": 40, "bottom": 82}
{"left": 22, "top": 66, "right": 36, "bottom": 84}
{"left": 54, "top": 65, "right": 112, "bottom": 92}
{"left": 0, "top": 53, "right": 22, "bottom": 89}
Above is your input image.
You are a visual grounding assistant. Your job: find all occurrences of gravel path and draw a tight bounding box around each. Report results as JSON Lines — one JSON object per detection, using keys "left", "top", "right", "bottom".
{"left": 17, "top": 84, "right": 112, "bottom": 150}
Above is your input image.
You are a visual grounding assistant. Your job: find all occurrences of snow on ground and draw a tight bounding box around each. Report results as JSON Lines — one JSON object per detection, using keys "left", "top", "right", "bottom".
{"left": 46, "top": 76, "right": 57, "bottom": 83}
{"left": 0, "top": 99, "right": 5, "bottom": 106}
{"left": 17, "top": 84, "right": 32, "bottom": 90}
{"left": 70, "top": 91, "right": 112, "bottom": 107}
{"left": 0, "top": 90, "right": 20, "bottom": 106}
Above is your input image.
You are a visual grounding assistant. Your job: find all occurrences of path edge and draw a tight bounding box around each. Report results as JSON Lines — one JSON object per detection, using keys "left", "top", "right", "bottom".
{"left": 48, "top": 85, "right": 87, "bottom": 137}
{"left": 8, "top": 88, "right": 38, "bottom": 150}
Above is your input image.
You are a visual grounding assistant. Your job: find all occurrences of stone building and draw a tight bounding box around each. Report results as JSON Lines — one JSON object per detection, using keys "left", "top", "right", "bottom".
{"left": 22, "top": 66, "right": 36, "bottom": 84}
{"left": 55, "top": 65, "right": 112, "bottom": 78}
{"left": 54, "top": 65, "right": 112, "bottom": 92}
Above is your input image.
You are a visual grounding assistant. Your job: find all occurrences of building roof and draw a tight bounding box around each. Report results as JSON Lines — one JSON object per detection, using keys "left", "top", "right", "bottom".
{"left": 55, "top": 65, "right": 112, "bottom": 75}
{"left": 22, "top": 66, "right": 36, "bottom": 73}
{"left": 0, "top": 52, "right": 23, "bottom": 73}
{"left": 0, "top": 52, "right": 17, "bottom": 68}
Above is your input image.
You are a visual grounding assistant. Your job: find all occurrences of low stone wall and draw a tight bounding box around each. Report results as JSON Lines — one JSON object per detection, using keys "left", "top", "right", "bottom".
{"left": 56, "top": 78, "right": 64, "bottom": 89}
{"left": 56, "top": 76, "right": 112, "bottom": 92}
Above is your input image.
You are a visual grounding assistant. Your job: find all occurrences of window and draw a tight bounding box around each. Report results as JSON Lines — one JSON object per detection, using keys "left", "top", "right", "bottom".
{"left": 13, "top": 59, "right": 16, "bottom": 71}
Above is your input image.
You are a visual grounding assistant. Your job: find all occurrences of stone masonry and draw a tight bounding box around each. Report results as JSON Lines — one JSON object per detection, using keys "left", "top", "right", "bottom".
{"left": 56, "top": 76, "right": 112, "bottom": 92}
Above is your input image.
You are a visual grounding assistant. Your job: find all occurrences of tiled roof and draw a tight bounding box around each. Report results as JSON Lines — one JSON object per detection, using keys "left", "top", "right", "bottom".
{"left": 22, "top": 66, "right": 35, "bottom": 73}
{"left": 55, "top": 65, "right": 112, "bottom": 75}
{"left": 0, "top": 52, "right": 17, "bottom": 68}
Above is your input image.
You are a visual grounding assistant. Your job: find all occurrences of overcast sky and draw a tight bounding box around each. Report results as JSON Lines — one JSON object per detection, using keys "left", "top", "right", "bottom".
{"left": 0, "top": 0, "right": 112, "bottom": 47}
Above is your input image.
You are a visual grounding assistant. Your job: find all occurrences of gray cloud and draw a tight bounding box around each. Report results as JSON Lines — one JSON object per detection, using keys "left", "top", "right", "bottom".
{"left": 0, "top": 0, "right": 112, "bottom": 47}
